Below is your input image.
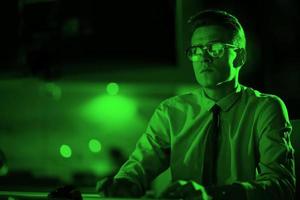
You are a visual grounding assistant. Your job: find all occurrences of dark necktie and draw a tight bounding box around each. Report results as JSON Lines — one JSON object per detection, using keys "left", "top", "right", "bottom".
{"left": 202, "top": 104, "right": 221, "bottom": 186}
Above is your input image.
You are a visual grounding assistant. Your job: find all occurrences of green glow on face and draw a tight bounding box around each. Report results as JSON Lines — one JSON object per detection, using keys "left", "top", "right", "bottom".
{"left": 88, "top": 139, "right": 102, "bottom": 153}
{"left": 191, "top": 55, "right": 200, "bottom": 62}
{"left": 59, "top": 144, "right": 72, "bottom": 158}
{"left": 80, "top": 95, "right": 137, "bottom": 125}
{"left": 106, "top": 82, "right": 119, "bottom": 95}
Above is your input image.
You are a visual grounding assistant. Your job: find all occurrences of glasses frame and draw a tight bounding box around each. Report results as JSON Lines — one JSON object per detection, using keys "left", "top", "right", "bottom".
{"left": 185, "top": 42, "right": 240, "bottom": 61}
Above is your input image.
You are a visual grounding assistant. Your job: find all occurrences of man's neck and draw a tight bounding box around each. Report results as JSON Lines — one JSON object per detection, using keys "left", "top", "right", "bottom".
{"left": 203, "top": 79, "right": 239, "bottom": 102}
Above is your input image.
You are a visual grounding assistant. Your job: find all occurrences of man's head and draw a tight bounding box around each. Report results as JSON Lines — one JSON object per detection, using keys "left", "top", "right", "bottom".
{"left": 187, "top": 10, "right": 246, "bottom": 89}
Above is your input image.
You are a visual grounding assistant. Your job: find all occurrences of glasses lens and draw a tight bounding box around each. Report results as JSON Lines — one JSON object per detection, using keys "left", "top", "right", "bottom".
{"left": 208, "top": 43, "right": 224, "bottom": 57}
{"left": 187, "top": 46, "right": 204, "bottom": 61}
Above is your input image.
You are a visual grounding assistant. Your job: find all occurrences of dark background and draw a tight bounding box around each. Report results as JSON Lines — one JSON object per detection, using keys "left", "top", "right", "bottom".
{"left": 1, "top": 0, "right": 299, "bottom": 118}
{"left": 1, "top": 0, "right": 176, "bottom": 76}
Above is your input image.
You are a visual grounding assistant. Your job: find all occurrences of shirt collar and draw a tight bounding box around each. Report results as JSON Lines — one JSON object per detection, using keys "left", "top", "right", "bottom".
{"left": 199, "top": 84, "right": 243, "bottom": 112}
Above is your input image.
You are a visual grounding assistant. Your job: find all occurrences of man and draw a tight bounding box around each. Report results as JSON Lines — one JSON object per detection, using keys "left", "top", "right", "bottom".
{"left": 97, "top": 10, "right": 295, "bottom": 199}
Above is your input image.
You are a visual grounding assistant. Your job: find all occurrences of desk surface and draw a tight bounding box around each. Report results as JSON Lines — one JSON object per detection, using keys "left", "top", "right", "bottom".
{"left": 0, "top": 191, "right": 96, "bottom": 199}
{"left": 0, "top": 191, "right": 160, "bottom": 200}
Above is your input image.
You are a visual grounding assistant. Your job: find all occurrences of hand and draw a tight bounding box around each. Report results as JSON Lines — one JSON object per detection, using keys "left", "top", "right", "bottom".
{"left": 96, "top": 176, "right": 113, "bottom": 196}
{"left": 159, "top": 180, "right": 212, "bottom": 200}
{"left": 47, "top": 185, "right": 82, "bottom": 200}
{"left": 96, "top": 177, "right": 143, "bottom": 197}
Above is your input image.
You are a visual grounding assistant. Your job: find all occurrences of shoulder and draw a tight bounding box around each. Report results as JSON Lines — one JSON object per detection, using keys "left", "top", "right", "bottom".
{"left": 158, "top": 89, "right": 200, "bottom": 110}
{"left": 242, "top": 85, "right": 286, "bottom": 105}
{"left": 241, "top": 85, "right": 289, "bottom": 116}
{"left": 148, "top": 92, "right": 199, "bottom": 123}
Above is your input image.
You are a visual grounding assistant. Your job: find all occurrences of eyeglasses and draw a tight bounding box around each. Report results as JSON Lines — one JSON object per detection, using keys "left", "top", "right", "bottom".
{"left": 186, "top": 42, "right": 239, "bottom": 62}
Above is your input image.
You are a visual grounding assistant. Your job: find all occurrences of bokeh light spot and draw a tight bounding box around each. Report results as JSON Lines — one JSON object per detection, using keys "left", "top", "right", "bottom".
{"left": 106, "top": 82, "right": 119, "bottom": 95}
{"left": 45, "top": 82, "right": 62, "bottom": 100}
{"left": 0, "top": 164, "right": 8, "bottom": 176}
{"left": 88, "top": 139, "right": 102, "bottom": 153}
{"left": 60, "top": 144, "right": 72, "bottom": 158}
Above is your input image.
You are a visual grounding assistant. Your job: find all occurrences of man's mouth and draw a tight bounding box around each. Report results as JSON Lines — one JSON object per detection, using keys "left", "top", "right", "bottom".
{"left": 200, "top": 68, "right": 214, "bottom": 73}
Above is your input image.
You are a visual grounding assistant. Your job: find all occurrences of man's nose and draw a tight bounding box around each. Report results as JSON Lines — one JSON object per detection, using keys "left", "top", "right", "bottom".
{"left": 202, "top": 51, "right": 213, "bottom": 63}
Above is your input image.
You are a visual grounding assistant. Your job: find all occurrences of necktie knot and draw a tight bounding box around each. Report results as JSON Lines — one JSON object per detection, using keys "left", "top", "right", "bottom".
{"left": 211, "top": 104, "right": 221, "bottom": 115}
{"left": 212, "top": 105, "right": 220, "bottom": 127}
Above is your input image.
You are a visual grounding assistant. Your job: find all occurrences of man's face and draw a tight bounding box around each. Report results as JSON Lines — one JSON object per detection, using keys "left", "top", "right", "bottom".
{"left": 190, "top": 25, "right": 240, "bottom": 88}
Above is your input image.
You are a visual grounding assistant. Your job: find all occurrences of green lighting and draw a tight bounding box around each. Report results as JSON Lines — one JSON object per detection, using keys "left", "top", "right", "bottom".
{"left": 106, "top": 82, "right": 119, "bottom": 95}
{"left": 59, "top": 144, "right": 72, "bottom": 158}
{"left": 81, "top": 95, "right": 137, "bottom": 125}
{"left": 45, "top": 83, "right": 61, "bottom": 100}
{"left": 88, "top": 139, "right": 102, "bottom": 153}
{"left": 191, "top": 55, "right": 200, "bottom": 62}
{"left": 0, "top": 164, "right": 8, "bottom": 176}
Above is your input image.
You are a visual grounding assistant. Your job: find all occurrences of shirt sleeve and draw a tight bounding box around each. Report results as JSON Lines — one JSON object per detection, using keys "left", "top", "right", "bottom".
{"left": 240, "top": 96, "right": 296, "bottom": 200}
{"left": 114, "top": 101, "right": 171, "bottom": 192}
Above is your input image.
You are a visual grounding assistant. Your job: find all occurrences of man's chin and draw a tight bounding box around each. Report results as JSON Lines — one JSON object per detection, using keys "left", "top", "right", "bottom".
{"left": 199, "top": 80, "right": 235, "bottom": 90}
{"left": 198, "top": 81, "right": 218, "bottom": 89}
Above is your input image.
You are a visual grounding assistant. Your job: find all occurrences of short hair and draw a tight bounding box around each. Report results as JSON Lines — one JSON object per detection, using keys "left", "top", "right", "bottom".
{"left": 188, "top": 9, "right": 246, "bottom": 49}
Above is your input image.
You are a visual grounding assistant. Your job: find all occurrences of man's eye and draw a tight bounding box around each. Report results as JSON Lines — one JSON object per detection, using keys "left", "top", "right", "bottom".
{"left": 211, "top": 43, "right": 223, "bottom": 51}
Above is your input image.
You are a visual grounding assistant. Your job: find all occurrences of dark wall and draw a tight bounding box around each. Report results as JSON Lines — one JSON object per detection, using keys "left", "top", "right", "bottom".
{"left": 1, "top": 0, "right": 176, "bottom": 79}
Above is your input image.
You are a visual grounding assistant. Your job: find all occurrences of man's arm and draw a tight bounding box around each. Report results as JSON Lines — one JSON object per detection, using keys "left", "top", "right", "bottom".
{"left": 110, "top": 102, "right": 171, "bottom": 195}
{"left": 207, "top": 96, "right": 296, "bottom": 200}
{"left": 244, "top": 96, "right": 295, "bottom": 199}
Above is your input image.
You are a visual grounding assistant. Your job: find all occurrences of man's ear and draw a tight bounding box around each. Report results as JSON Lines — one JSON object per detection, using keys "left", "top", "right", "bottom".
{"left": 234, "top": 48, "right": 246, "bottom": 68}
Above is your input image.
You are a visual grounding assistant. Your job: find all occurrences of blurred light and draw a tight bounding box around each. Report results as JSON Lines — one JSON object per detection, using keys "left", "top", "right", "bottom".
{"left": 80, "top": 95, "right": 137, "bottom": 126}
{"left": 60, "top": 144, "right": 72, "bottom": 158}
{"left": 0, "top": 164, "right": 8, "bottom": 176}
{"left": 45, "top": 82, "right": 62, "bottom": 100}
{"left": 92, "top": 160, "right": 115, "bottom": 176}
{"left": 88, "top": 139, "right": 102, "bottom": 153}
{"left": 106, "top": 82, "right": 119, "bottom": 95}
